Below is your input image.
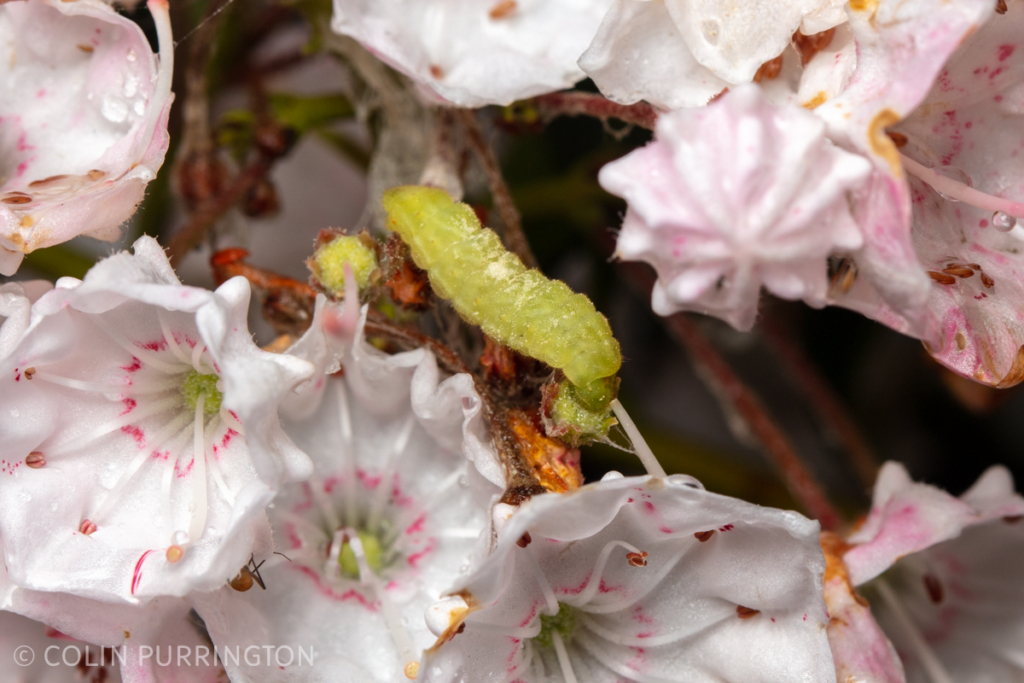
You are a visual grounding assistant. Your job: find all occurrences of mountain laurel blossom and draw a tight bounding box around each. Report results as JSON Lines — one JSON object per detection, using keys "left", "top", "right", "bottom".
{"left": 0, "top": 0, "right": 174, "bottom": 275}
{"left": 0, "top": 236, "right": 313, "bottom": 605}
{"left": 423, "top": 473, "right": 834, "bottom": 683}
{"left": 600, "top": 84, "right": 871, "bottom": 330}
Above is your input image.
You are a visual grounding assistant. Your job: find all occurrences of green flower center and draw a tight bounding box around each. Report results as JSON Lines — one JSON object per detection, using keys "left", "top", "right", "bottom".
{"left": 181, "top": 369, "right": 222, "bottom": 415}
{"left": 532, "top": 603, "right": 577, "bottom": 648}
{"left": 339, "top": 530, "right": 385, "bottom": 579}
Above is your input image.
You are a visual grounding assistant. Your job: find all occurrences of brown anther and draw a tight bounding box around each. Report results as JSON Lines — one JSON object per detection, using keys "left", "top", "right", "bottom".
{"left": 456, "top": 622, "right": 466, "bottom": 634}
{"left": 980, "top": 272, "right": 995, "bottom": 288}
{"left": 626, "top": 551, "right": 648, "bottom": 567}
{"left": 996, "top": 0, "right": 1007, "bottom": 13}
{"left": 516, "top": 532, "right": 532, "bottom": 548}
{"left": 79, "top": 519, "right": 97, "bottom": 536}
{"left": 694, "top": 530, "right": 716, "bottom": 542}
{"left": 1004, "top": 514, "right": 1023, "bottom": 524}
{"left": 886, "top": 131, "right": 908, "bottom": 148}
{"left": 792, "top": 27, "right": 836, "bottom": 65}
{"left": 2, "top": 195, "right": 32, "bottom": 205}
{"left": 23, "top": 367, "right": 35, "bottom": 379}
{"left": 77, "top": 44, "right": 94, "bottom": 52}
{"left": 942, "top": 266, "right": 975, "bottom": 278}
{"left": 429, "top": 64, "right": 444, "bottom": 79}
{"left": 736, "top": 605, "right": 761, "bottom": 619}
{"left": 752, "top": 54, "right": 784, "bottom": 82}
{"left": 828, "top": 256, "right": 857, "bottom": 295}
{"left": 966, "top": 263, "right": 982, "bottom": 269}
{"left": 488, "top": 0, "right": 516, "bottom": 19}
{"left": 87, "top": 169, "right": 106, "bottom": 181}
{"left": 923, "top": 574, "right": 944, "bottom": 604}
{"left": 165, "top": 545, "right": 184, "bottom": 563}
{"left": 25, "top": 451, "right": 45, "bottom": 469}
{"left": 928, "top": 271, "right": 957, "bottom": 285}
{"left": 28, "top": 174, "right": 69, "bottom": 188}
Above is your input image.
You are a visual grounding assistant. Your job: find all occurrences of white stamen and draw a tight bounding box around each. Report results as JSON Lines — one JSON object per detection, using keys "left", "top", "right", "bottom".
{"left": 161, "top": 442, "right": 176, "bottom": 535}
{"left": 90, "top": 316, "right": 187, "bottom": 374}
{"left": 188, "top": 395, "right": 209, "bottom": 544}
{"left": 32, "top": 372, "right": 130, "bottom": 395}
{"left": 347, "top": 528, "right": 419, "bottom": 676}
{"left": 45, "top": 395, "right": 184, "bottom": 458}
{"left": 565, "top": 539, "right": 644, "bottom": 608}
{"left": 875, "top": 578, "right": 956, "bottom": 683}
{"left": 901, "top": 154, "right": 1024, "bottom": 218}
{"left": 335, "top": 382, "right": 359, "bottom": 527}
{"left": 523, "top": 545, "right": 560, "bottom": 616}
{"left": 310, "top": 475, "right": 342, "bottom": 532}
{"left": 158, "top": 313, "right": 191, "bottom": 365}
{"left": 141, "top": 0, "right": 174, "bottom": 166}
{"left": 367, "top": 416, "right": 415, "bottom": 534}
{"left": 191, "top": 343, "right": 207, "bottom": 374}
{"left": 551, "top": 632, "right": 579, "bottom": 683}
{"left": 610, "top": 399, "right": 667, "bottom": 478}
{"left": 325, "top": 528, "right": 345, "bottom": 582}
{"left": 220, "top": 409, "right": 246, "bottom": 436}
{"left": 203, "top": 416, "right": 234, "bottom": 505}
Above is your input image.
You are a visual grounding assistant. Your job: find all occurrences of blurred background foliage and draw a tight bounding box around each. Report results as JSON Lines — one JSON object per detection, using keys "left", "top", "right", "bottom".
{"left": 7, "top": 0, "right": 1023, "bottom": 524}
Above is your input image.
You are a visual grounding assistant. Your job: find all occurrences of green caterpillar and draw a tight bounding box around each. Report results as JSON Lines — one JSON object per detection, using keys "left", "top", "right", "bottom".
{"left": 382, "top": 185, "right": 621, "bottom": 405}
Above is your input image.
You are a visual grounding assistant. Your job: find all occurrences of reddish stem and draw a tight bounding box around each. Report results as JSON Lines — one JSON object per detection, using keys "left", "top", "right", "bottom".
{"left": 533, "top": 92, "right": 659, "bottom": 131}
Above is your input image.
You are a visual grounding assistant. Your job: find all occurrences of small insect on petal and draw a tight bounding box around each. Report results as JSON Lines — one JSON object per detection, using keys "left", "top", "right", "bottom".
{"left": 23, "top": 367, "right": 35, "bottom": 380}
{"left": 694, "top": 530, "right": 715, "bottom": 542}
{"left": 166, "top": 545, "right": 184, "bottom": 563}
{"left": 79, "top": 520, "right": 97, "bottom": 536}
{"left": 25, "top": 452, "right": 46, "bottom": 469}
{"left": 928, "top": 271, "right": 957, "bottom": 285}
{"left": 923, "top": 574, "right": 943, "bottom": 604}
{"left": 516, "top": 532, "right": 532, "bottom": 548}
{"left": 626, "top": 551, "right": 648, "bottom": 567}
{"left": 736, "top": 605, "right": 761, "bottom": 619}
{"left": 404, "top": 661, "right": 420, "bottom": 679}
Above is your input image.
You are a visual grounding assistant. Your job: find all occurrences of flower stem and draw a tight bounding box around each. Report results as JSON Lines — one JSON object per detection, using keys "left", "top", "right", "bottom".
{"left": 533, "top": 92, "right": 659, "bottom": 130}
{"left": 610, "top": 399, "right": 667, "bottom": 478}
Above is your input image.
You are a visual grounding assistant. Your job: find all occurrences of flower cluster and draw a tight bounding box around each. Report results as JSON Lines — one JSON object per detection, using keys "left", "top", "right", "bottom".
{"left": 1, "top": 1, "right": 1023, "bottom": 683}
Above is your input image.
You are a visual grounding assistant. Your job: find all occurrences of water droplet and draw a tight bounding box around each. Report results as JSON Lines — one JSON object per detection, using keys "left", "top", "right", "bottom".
{"left": 101, "top": 96, "right": 128, "bottom": 123}
{"left": 934, "top": 166, "right": 973, "bottom": 201}
{"left": 993, "top": 211, "right": 1018, "bottom": 232}
{"left": 50, "top": 500, "right": 58, "bottom": 511}
{"left": 123, "top": 74, "right": 139, "bottom": 98}
{"left": 459, "top": 563, "right": 469, "bottom": 574}
{"left": 457, "top": 475, "right": 469, "bottom": 488}
{"left": 126, "top": 49, "right": 137, "bottom": 63}
{"left": 172, "top": 530, "right": 189, "bottom": 545}
{"left": 134, "top": 100, "right": 146, "bottom": 116}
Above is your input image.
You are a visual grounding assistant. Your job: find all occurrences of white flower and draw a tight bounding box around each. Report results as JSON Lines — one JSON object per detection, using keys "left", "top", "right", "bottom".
{"left": 840, "top": 462, "right": 1024, "bottom": 683}
{"left": 600, "top": 84, "right": 871, "bottom": 330}
{"left": 0, "top": 236, "right": 313, "bottom": 604}
{"left": 0, "top": 609, "right": 124, "bottom": 682}
{"left": 193, "top": 299, "right": 500, "bottom": 682}
{"left": 579, "top": 0, "right": 853, "bottom": 110}
{"left": 0, "top": 0, "right": 174, "bottom": 275}
{"left": 331, "top": 0, "right": 614, "bottom": 107}
{"left": 424, "top": 473, "right": 834, "bottom": 683}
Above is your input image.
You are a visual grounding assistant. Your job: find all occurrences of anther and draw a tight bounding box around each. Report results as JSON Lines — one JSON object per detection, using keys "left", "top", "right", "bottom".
{"left": 886, "top": 131, "right": 909, "bottom": 148}
{"left": 79, "top": 520, "right": 97, "bottom": 535}
{"left": 25, "top": 452, "right": 46, "bottom": 469}
{"left": 736, "top": 605, "right": 761, "bottom": 619}
{"left": 928, "top": 271, "right": 957, "bottom": 285}
{"left": 404, "top": 661, "right": 420, "bottom": 679}
{"left": 626, "top": 551, "right": 648, "bottom": 567}
{"left": 694, "top": 530, "right": 715, "bottom": 542}
{"left": 517, "top": 532, "right": 532, "bottom": 548}
{"left": 923, "top": 574, "right": 943, "bottom": 604}
{"left": 488, "top": 0, "right": 516, "bottom": 19}
{"left": 996, "top": 0, "right": 1007, "bottom": 14}
{"left": 166, "top": 545, "right": 184, "bottom": 563}
{"left": 942, "top": 266, "right": 974, "bottom": 278}
{"left": 23, "top": 367, "right": 35, "bottom": 379}
{"left": 981, "top": 272, "right": 995, "bottom": 289}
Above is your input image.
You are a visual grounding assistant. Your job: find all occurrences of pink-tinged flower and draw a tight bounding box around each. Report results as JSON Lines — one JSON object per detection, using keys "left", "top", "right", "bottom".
{"left": 193, "top": 299, "right": 500, "bottom": 682}
{"left": 0, "top": 236, "right": 314, "bottom": 604}
{"left": 814, "top": 0, "right": 1024, "bottom": 386}
{"left": 0, "top": 0, "right": 174, "bottom": 276}
{"left": 839, "top": 462, "right": 1024, "bottom": 683}
{"left": 600, "top": 84, "right": 871, "bottom": 330}
{"left": 0, "top": 280, "right": 51, "bottom": 360}
{"left": 330, "top": 0, "right": 614, "bottom": 107}
{"left": 579, "top": 0, "right": 853, "bottom": 110}
{"left": 423, "top": 473, "right": 834, "bottom": 683}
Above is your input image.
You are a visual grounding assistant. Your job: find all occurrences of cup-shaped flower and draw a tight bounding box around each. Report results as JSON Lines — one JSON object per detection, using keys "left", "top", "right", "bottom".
{"left": 0, "top": 0, "right": 174, "bottom": 275}
{"left": 330, "top": 0, "right": 614, "bottom": 107}
{"left": 424, "top": 473, "right": 834, "bottom": 683}
{"left": 840, "top": 462, "right": 1024, "bottom": 683}
{"left": 0, "top": 236, "right": 314, "bottom": 604}
{"left": 193, "top": 299, "right": 500, "bottom": 682}
{"left": 600, "top": 84, "right": 871, "bottom": 330}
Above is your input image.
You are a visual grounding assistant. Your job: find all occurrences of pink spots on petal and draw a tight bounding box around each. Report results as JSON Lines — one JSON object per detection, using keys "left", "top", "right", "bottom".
{"left": 632, "top": 607, "right": 653, "bottom": 624}
{"left": 120, "top": 398, "right": 137, "bottom": 415}
{"left": 150, "top": 450, "right": 169, "bottom": 461}
{"left": 323, "top": 476, "right": 341, "bottom": 494}
{"left": 643, "top": 501, "right": 655, "bottom": 514}
{"left": 1, "top": 459, "right": 22, "bottom": 475}
{"left": 636, "top": 632, "right": 654, "bottom": 639}
{"left": 139, "top": 340, "right": 167, "bottom": 352}
{"left": 997, "top": 45, "right": 1015, "bottom": 62}
{"left": 659, "top": 525, "right": 673, "bottom": 534}
{"left": 980, "top": 219, "right": 989, "bottom": 228}
{"left": 130, "top": 549, "right": 156, "bottom": 595}
{"left": 293, "top": 565, "right": 377, "bottom": 610}
{"left": 121, "top": 357, "right": 142, "bottom": 373}
{"left": 285, "top": 522, "right": 302, "bottom": 550}
{"left": 35, "top": 88, "right": 46, "bottom": 98}
{"left": 518, "top": 603, "right": 539, "bottom": 629}
{"left": 175, "top": 457, "right": 194, "bottom": 478}
{"left": 405, "top": 513, "right": 427, "bottom": 536}
{"left": 989, "top": 66, "right": 1006, "bottom": 81}
{"left": 356, "top": 469, "right": 382, "bottom": 490}
{"left": 803, "top": 614, "right": 807, "bottom": 621}
{"left": 558, "top": 575, "right": 591, "bottom": 596}
{"left": 627, "top": 498, "right": 634, "bottom": 503}
{"left": 120, "top": 425, "right": 145, "bottom": 446}
{"left": 719, "top": 523, "right": 734, "bottom": 532}
{"left": 293, "top": 482, "right": 314, "bottom": 513}
{"left": 406, "top": 539, "right": 437, "bottom": 568}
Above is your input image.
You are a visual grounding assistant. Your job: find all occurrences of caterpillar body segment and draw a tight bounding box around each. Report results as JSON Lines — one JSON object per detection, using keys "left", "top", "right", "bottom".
{"left": 382, "top": 186, "right": 622, "bottom": 390}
